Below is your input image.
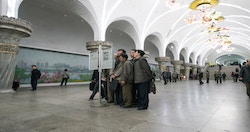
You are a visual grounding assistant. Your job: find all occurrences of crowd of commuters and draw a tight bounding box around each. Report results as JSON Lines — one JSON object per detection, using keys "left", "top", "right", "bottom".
{"left": 161, "top": 69, "right": 185, "bottom": 85}
{"left": 27, "top": 53, "right": 250, "bottom": 102}
{"left": 89, "top": 49, "right": 153, "bottom": 110}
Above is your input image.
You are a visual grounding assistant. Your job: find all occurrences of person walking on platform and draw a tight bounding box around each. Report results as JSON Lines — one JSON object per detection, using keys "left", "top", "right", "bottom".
{"left": 198, "top": 69, "right": 204, "bottom": 85}
{"left": 60, "top": 69, "right": 70, "bottom": 86}
{"left": 172, "top": 71, "right": 178, "bottom": 83}
{"left": 222, "top": 72, "right": 226, "bottom": 81}
{"left": 216, "top": 70, "right": 222, "bottom": 84}
{"left": 161, "top": 69, "right": 168, "bottom": 85}
{"left": 239, "top": 59, "right": 250, "bottom": 98}
{"left": 30, "top": 65, "right": 41, "bottom": 91}
{"left": 89, "top": 70, "right": 106, "bottom": 100}
{"left": 206, "top": 70, "right": 209, "bottom": 83}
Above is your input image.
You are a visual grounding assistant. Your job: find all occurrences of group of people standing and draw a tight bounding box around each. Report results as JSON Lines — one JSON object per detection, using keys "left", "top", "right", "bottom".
{"left": 161, "top": 70, "right": 180, "bottom": 85}
{"left": 231, "top": 68, "right": 240, "bottom": 82}
{"left": 89, "top": 49, "right": 153, "bottom": 110}
{"left": 213, "top": 70, "right": 226, "bottom": 84}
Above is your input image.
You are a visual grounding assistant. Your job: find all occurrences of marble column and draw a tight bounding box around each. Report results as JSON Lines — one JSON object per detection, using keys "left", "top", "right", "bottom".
{"left": 155, "top": 57, "right": 171, "bottom": 74}
{"left": 183, "top": 63, "right": 192, "bottom": 80}
{"left": 0, "top": 16, "right": 32, "bottom": 93}
{"left": 171, "top": 60, "right": 184, "bottom": 74}
{"left": 192, "top": 65, "right": 199, "bottom": 79}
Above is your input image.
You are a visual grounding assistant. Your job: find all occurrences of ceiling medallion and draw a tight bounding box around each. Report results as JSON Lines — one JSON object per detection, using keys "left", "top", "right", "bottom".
{"left": 190, "top": 0, "right": 219, "bottom": 10}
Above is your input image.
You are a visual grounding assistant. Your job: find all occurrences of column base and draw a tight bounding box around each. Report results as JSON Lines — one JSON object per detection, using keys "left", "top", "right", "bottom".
{"left": 0, "top": 89, "right": 15, "bottom": 94}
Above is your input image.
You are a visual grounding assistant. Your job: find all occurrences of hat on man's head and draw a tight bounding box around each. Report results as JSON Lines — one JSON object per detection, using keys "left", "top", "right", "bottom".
{"left": 31, "top": 65, "right": 37, "bottom": 67}
{"left": 136, "top": 50, "right": 145, "bottom": 56}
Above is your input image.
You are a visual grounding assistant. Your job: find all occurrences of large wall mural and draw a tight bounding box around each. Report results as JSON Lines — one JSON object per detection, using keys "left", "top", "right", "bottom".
{"left": 15, "top": 47, "right": 92, "bottom": 84}
{"left": 14, "top": 47, "right": 161, "bottom": 84}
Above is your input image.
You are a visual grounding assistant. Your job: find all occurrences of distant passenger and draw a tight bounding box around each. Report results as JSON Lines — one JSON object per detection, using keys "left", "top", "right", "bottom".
{"left": 60, "top": 69, "right": 70, "bottom": 86}
{"left": 30, "top": 65, "right": 41, "bottom": 91}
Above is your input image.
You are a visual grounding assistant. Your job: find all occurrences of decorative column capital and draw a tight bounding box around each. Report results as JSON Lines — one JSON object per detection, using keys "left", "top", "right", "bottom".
{"left": 192, "top": 65, "right": 199, "bottom": 68}
{"left": 0, "top": 16, "right": 32, "bottom": 37}
{"left": 86, "top": 41, "right": 112, "bottom": 51}
{"left": 171, "top": 60, "right": 183, "bottom": 65}
{"left": 143, "top": 51, "right": 150, "bottom": 58}
{"left": 155, "top": 56, "right": 171, "bottom": 62}
{"left": 184, "top": 63, "right": 192, "bottom": 67}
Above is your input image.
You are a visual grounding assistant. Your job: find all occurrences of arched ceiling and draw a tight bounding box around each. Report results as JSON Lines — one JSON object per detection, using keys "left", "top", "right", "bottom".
{"left": 19, "top": 0, "right": 250, "bottom": 65}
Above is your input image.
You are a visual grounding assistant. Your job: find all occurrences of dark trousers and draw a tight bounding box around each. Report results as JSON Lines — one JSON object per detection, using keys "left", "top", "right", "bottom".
{"left": 199, "top": 77, "right": 203, "bottom": 84}
{"left": 216, "top": 77, "right": 222, "bottom": 83}
{"left": 206, "top": 78, "right": 209, "bottom": 83}
{"left": 245, "top": 82, "right": 250, "bottom": 97}
{"left": 89, "top": 81, "right": 106, "bottom": 100}
{"left": 102, "top": 81, "right": 108, "bottom": 100}
{"left": 132, "top": 84, "right": 137, "bottom": 104}
{"left": 115, "top": 83, "right": 122, "bottom": 105}
{"left": 135, "top": 81, "right": 150, "bottom": 109}
{"left": 163, "top": 76, "right": 167, "bottom": 84}
{"left": 31, "top": 79, "right": 38, "bottom": 90}
{"left": 60, "top": 78, "right": 68, "bottom": 86}
{"left": 172, "top": 77, "right": 177, "bottom": 82}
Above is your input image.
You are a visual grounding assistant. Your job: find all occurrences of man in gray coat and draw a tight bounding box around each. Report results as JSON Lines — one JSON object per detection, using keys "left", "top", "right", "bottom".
{"left": 239, "top": 59, "right": 250, "bottom": 98}
{"left": 133, "top": 50, "right": 152, "bottom": 110}
{"left": 120, "top": 53, "right": 134, "bottom": 108}
{"left": 110, "top": 56, "right": 124, "bottom": 105}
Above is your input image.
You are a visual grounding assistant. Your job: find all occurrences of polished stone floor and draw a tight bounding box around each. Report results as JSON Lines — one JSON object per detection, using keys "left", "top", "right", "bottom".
{"left": 0, "top": 80, "right": 250, "bottom": 132}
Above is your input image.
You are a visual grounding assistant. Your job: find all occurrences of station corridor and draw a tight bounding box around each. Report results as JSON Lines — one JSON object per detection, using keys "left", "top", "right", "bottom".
{"left": 0, "top": 80, "right": 250, "bottom": 132}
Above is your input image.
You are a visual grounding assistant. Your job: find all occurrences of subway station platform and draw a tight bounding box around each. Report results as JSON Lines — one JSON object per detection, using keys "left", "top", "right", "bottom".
{"left": 0, "top": 80, "right": 250, "bottom": 132}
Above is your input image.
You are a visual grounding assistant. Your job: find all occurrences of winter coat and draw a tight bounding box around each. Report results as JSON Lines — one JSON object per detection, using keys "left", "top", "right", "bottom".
{"left": 133, "top": 57, "right": 152, "bottom": 84}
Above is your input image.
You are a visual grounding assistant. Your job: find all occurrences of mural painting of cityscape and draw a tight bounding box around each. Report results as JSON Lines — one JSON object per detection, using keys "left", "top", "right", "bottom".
{"left": 15, "top": 47, "right": 92, "bottom": 84}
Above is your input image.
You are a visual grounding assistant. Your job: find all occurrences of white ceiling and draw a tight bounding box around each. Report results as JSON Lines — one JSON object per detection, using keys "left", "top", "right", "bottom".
{"left": 21, "top": 0, "right": 250, "bottom": 65}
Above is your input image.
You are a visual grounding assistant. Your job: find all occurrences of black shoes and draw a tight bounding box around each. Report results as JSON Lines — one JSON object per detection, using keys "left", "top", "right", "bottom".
{"left": 137, "top": 107, "right": 147, "bottom": 110}
{"left": 123, "top": 105, "right": 132, "bottom": 108}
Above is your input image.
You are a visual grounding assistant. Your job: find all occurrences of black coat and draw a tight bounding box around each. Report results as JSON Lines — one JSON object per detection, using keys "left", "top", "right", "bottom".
{"left": 31, "top": 69, "right": 41, "bottom": 80}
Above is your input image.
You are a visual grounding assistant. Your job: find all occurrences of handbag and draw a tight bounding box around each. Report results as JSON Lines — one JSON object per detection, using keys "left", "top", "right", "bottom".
{"left": 89, "top": 82, "right": 95, "bottom": 91}
{"left": 110, "top": 79, "right": 119, "bottom": 91}
{"left": 149, "top": 80, "right": 156, "bottom": 94}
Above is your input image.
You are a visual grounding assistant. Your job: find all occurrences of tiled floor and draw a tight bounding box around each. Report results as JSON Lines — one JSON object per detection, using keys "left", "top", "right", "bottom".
{"left": 0, "top": 80, "right": 249, "bottom": 132}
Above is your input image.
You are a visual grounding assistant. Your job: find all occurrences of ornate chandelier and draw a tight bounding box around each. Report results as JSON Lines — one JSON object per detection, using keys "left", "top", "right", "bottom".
{"left": 187, "top": 0, "right": 234, "bottom": 53}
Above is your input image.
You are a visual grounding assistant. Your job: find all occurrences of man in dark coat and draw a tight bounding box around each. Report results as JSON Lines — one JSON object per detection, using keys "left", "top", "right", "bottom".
{"left": 198, "top": 69, "right": 204, "bottom": 85}
{"left": 239, "top": 59, "right": 250, "bottom": 98}
{"left": 133, "top": 50, "right": 152, "bottom": 110}
{"left": 31, "top": 65, "right": 41, "bottom": 91}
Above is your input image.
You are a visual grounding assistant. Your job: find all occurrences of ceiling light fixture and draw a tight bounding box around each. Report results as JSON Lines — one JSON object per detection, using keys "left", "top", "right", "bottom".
{"left": 190, "top": 0, "right": 219, "bottom": 10}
